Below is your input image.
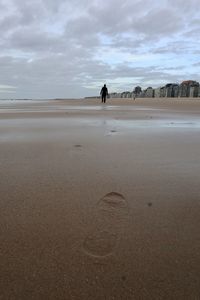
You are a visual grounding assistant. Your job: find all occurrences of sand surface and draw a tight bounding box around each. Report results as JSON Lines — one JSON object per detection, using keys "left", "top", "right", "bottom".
{"left": 1, "top": 98, "right": 200, "bottom": 299}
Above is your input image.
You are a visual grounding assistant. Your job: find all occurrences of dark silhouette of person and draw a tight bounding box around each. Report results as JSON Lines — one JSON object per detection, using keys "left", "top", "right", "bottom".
{"left": 100, "top": 84, "right": 108, "bottom": 103}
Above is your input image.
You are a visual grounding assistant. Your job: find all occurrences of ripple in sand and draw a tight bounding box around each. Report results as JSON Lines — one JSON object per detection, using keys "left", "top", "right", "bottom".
{"left": 83, "top": 192, "right": 128, "bottom": 258}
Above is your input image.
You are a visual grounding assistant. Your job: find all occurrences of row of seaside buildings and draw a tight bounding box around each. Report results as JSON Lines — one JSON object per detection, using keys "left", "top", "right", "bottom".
{"left": 109, "top": 80, "right": 200, "bottom": 99}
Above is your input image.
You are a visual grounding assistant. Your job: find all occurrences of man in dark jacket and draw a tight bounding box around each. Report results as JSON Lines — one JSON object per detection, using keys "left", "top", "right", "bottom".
{"left": 100, "top": 84, "right": 108, "bottom": 103}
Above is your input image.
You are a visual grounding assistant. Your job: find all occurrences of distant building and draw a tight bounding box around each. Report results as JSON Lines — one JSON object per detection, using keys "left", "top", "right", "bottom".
{"left": 133, "top": 86, "right": 142, "bottom": 97}
{"left": 160, "top": 86, "right": 166, "bottom": 97}
{"left": 140, "top": 90, "right": 146, "bottom": 98}
{"left": 105, "top": 80, "right": 200, "bottom": 100}
{"left": 154, "top": 88, "right": 161, "bottom": 98}
{"left": 121, "top": 91, "right": 133, "bottom": 98}
{"left": 165, "top": 83, "right": 179, "bottom": 97}
{"left": 189, "top": 83, "right": 199, "bottom": 97}
{"left": 144, "top": 87, "right": 154, "bottom": 98}
{"left": 172, "top": 84, "right": 179, "bottom": 97}
{"left": 165, "top": 84, "right": 172, "bottom": 97}
{"left": 109, "top": 92, "right": 122, "bottom": 98}
{"left": 189, "top": 87, "right": 194, "bottom": 98}
{"left": 179, "top": 80, "right": 199, "bottom": 97}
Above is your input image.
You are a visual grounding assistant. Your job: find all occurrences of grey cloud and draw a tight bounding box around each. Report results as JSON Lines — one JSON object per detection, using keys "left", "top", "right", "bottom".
{"left": 152, "top": 41, "right": 197, "bottom": 55}
{"left": 156, "top": 65, "right": 186, "bottom": 71}
{"left": 0, "top": 0, "right": 200, "bottom": 98}
{"left": 8, "top": 30, "right": 56, "bottom": 51}
{"left": 41, "top": 0, "right": 65, "bottom": 13}
{"left": 182, "top": 29, "right": 200, "bottom": 39}
{"left": 63, "top": 1, "right": 184, "bottom": 53}
{"left": 192, "top": 62, "right": 200, "bottom": 66}
{"left": 191, "top": 19, "right": 200, "bottom": 26}
{"left": 0, "top": 54, "right": 110, "bottom": 98}
{"left": 132, "top": 8, "right": 183, "bottom": 36}
{"left": 0, "top": 53, "right": 199, "bottom": 98}
{"left": 167, "top": 0, "right": 200, "bottom": 14}
{"left": 0, "top": 15, "right": 21, "bottom": 33}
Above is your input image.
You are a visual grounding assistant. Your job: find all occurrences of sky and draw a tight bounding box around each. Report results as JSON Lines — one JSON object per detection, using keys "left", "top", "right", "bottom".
{"left": 0, "top": 0, "right": 200, "bottom": 99}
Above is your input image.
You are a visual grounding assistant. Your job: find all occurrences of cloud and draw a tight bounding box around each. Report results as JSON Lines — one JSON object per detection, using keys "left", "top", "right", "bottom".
{"left": 0, "top": 84, "right": 16, "bottom": 89}
{"left": 132, "top": 8, "right": 183, "bottom": 37}
{"left": 0, "top": 83, "right": 16, "bottom": 94}
{"left": 0, "top": 0, "right": 200, "bottom": 98}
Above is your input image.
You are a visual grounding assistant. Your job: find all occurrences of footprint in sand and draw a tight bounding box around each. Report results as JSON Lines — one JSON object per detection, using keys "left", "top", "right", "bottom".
{"left": 105, "top": 130, "right": 118, "bottom": 136}
{"left": 83, "top": 192, "right": 129, "bottom": 258}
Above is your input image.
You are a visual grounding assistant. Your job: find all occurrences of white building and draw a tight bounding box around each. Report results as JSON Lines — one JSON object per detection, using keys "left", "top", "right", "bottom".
{"left": 145, "top": 87, "right": 154, "bottom": 98}
{"left": 154, "top": 88, "right": 161, "bottom": 98}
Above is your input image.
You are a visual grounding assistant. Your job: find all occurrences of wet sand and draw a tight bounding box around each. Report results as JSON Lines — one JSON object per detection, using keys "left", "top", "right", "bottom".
{"left": 1, "top": 98, "right": 200, "bottom": 299}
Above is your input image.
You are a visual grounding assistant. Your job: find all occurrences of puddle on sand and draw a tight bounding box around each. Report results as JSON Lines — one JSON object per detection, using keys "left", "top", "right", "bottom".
{"left": 0, "top": 116, "right": 200, "bottom": 130}
{"left": 0, "top": 104, "right": 166, "bottom": 113}
{"left": 0, "top": 117, "right": 199, "bottom": 144}
{"left": 63, "top": 118, "right": 200, "bottom": 129}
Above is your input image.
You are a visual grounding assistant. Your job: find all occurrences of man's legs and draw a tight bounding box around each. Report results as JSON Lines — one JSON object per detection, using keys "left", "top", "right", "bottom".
{"left": 102, "top": 95, "right": 106, "bottom": 103}
{"left": 102, "top": 95, "right": 104, "bottom": 103}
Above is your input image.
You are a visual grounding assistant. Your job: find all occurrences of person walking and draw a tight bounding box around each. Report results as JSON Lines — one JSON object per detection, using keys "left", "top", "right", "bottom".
{"left": 100, "top": 84, "right": 108, "bottom": 103}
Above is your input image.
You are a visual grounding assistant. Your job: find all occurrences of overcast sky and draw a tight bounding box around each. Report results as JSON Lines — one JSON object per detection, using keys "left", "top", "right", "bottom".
{"left": 0, "top": 0, "right": 200, "bottom": 99}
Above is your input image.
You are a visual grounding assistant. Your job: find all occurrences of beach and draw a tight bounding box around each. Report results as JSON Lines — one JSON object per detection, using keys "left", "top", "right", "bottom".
{"left": 1, "top": 98, "right": 200, "bottom": 299}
